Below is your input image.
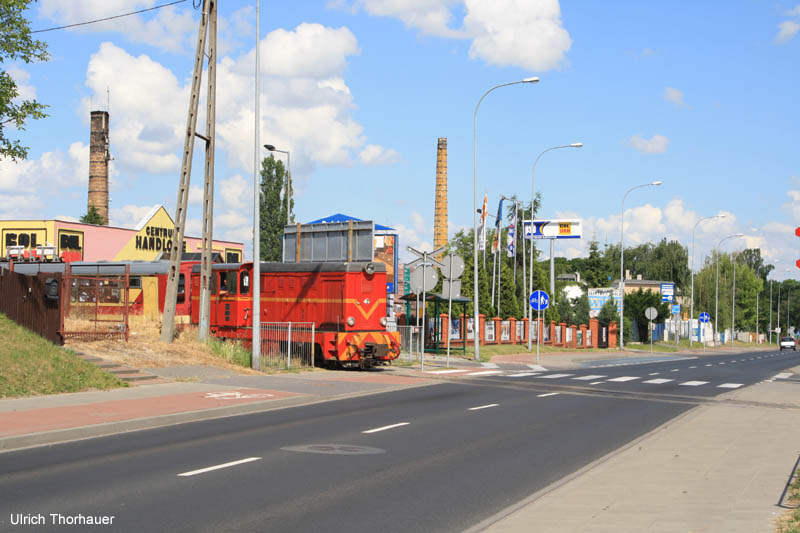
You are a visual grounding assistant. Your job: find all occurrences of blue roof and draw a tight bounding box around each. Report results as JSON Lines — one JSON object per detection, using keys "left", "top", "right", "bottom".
{"left": 306, "top": 213, "right": 395, "bottom": 232}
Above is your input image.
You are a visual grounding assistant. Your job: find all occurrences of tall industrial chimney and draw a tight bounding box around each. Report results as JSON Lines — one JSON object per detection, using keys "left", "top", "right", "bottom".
{"left": 433, "top": 137, "right": 448, "bottom": 257}
{"left": 88, "top": 110, "right": 110, "bottom": 224}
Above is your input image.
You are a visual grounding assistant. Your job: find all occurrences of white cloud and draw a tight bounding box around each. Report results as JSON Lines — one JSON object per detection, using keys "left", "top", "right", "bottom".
{"left": 788, "top": 5, "right": 800, "bottom": 16}
{"left": 219, "top": 174, "right": 250, "bottom": 210}
{"left": 345, "top": 0, "right": 571, "bottom": 71}
{"left": 38, "top": 1, "right": 196, "bottom": 53}
{"left": 628, "top": 134, "right": 669, "bottom": 154}
{"left": 411, "top": 211, "right": 427, "bottom": 234}
{"left": 110, "top": 204, "right": 158, "bottom": 228}
{"left": 0, "top": 143, "right": 88, "bottom": 193}
{"left": 783, "top": 189, "right": 800, "bottom": 222}
{"left": 776, "top": 20, "right": 800, "bottom": 43}
{"left": 464, "top": 0, "right": 572, "bottom": 71}
{"left": 359, "top": 144, "right": 400, "bottom": 166}
{"left": 6, "top": 68, "right": 37, "bottom": 101}
{"left": 641, "top": 48, "right": 656, "bottom": 57}
{"left": 664, "top": 87, "right": 687, "bottom": 109}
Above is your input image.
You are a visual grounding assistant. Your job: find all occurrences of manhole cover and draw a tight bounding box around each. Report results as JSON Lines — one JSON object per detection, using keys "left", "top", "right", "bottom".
{"left": 281, "top": 444, "right": 386, "bottom": 455}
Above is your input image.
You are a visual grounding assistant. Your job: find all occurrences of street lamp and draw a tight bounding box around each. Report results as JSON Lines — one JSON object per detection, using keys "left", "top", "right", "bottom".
{"left": 769, "top": 259, "right": 780, "bottom": 344}
{"left": 689, "top": 214, "right": 725, "bottom": 347}
{"left": 264, "top": 144, "right": 291, "bottom": 224}
{"left": 619, "top": 180, "right": 662, "bottom": 350}
{"left": 526, "top": 142, "right": 582, "bottom": 351}
{"left": 252, "top": 0, "right": 261, "bottom": 371}
{"left": 472, "top": 77, "right": 539, "bottom": 361}
{"left": 714, "top": 233, "right": 743, "bottom": 346}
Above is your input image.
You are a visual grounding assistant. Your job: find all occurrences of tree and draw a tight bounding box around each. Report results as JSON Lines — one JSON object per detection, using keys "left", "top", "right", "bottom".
{"left": 80, "top": 206, "right": 105, "bottom": 225}
{"left": 597, "top": 297, "right": 619, "bottom": 327}
{"left": 259, "top": 155, "right": 289, "bottom": 261}
{"left": 623, "top": 288, "right": 669, "bottom": 342}
{"left": 1, "top": 0, "right": 49, "bottom": 161}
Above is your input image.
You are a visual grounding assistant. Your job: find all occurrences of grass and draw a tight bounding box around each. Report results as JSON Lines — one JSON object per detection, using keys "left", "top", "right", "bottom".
{"left": 208, "top": 337, "right": 251, "bottom": 368}
{"left": 777, "top": 466, "right": 800, "bottom": 533}
{"left": 0, "top": 314, "right": 126, "bottom": 398}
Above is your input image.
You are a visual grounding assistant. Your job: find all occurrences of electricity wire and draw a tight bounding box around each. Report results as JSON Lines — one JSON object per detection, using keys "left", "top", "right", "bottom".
{"left": 32, "top": 0, "right": 189, "bottom": 34}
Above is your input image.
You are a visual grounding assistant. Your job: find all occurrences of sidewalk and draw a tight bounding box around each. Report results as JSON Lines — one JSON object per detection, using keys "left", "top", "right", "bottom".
{"left": 0, "top": 366, "right": 434, "bottom": 452}
{"left": 476, "top": 365, "right": 800, "bottom": 533}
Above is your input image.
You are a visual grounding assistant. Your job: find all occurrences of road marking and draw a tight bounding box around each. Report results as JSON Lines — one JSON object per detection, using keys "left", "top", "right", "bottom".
{"left": 536, "top": 373, "right": 573, "bottom": 379}
{"left": 705, "top": 364, "right": 712, "bottom": 367}
{"left": 719, "top": 362, "right": 725, "bottom": 365}
{"left": 481, "top": 362, "right": 500, "bottom": 368}
{"left": 590, "top": 381, "right": 604, "bottom": 385}
{"left": 718, "top": 383, "right": 744, "bottom": 389}
{"left": 466, "top": 370, "right": 504, "bottom": 376}
{"left": 426, "top": 369, "right": 469, "bottom": 374}
{"left": 572, "top": 375, "right": 607, "bottom": 381}
{"left": 774, "top": 373, "right": 793, "bottom": 380}
{"left": 643, "top": 378, "right": 673, "bottom": 384}
{"left": 689, "top": 366, "right": 697, "bottom": 369}
{"left": 527, "top": 364, "right": 548, "bottom": 371}
{"left": 362, "top": 422, "right": 410, "bottom": 434}
{"left": 537, "top": 393, "right": 559, "bottom": 398}
{"left": 468, "top": 404, "right": 499, "bottom": 411}
{"left": 505, "top": 372, "right": 540, "bottom": 377}
{"left": 178, "top": 457, "right": 260, "bottom": 477}
{"left": 648, "top": 372, "right": 660, "bottom": 376}
{"left": 680, "top": 381, "right": 709, "bottom": 386}
{"left": 607, "top": 376, "right": 639, "bottom": 382}
{"left": 670, "top": 369, "right": 679, "bottom": 372}
{"left": 204, "top": 392, "right": 274, "bottom": 400}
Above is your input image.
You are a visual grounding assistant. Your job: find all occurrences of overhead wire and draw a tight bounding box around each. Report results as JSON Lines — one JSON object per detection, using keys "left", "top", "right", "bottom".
{"left": 31, "top": 0, "right": 189, "bottom": 34}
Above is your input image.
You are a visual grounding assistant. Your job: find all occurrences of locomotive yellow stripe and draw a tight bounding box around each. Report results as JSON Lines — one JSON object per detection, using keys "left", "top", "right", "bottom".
{"left": 216, "top": 296, "right": 386, "bottom": 320}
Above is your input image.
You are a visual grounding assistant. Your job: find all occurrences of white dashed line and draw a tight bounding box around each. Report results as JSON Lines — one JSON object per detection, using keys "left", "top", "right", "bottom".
{"left": 606, "top": 376, "right": 640, "bottom": 382}
{"left": 643, "top": 378, "right": 673, "bottom": 384}
{"left": 427, "top": 369, "right": 469, "bottom": 374}
{"left": 705, "top": 364, "right": 712, "bottom": 367}
{"left": 536, "top": 373, "right": 574, "bottom": 379}
{"left": 527, "top": 365, "right": 548, "bottom": 371}
{"left": 719, "top": 362, "right": 725, "bottom": 365}
{"left": 468, "top": 404, "right": 499, "bottom": 411}
{"left": 718, "top": 383, "right": 744, "bottom": 389}
{"left": 680, "top": 381, "right": 709, "bottom": 386}
{"left": 670, "top": 369, "right": 679, "bottom": 372}
{"left": 362, "top": 423, "right": 410, "bottom": 434}
{"left": 505, "top": 372, "right": 540, "bottom": 377}
{"left": 572, "top": 375, "right": 608, "bottom": 381}
{"left": 466, "top": 370, "right": 503, "bottom": 376}
{"left": 648, "top": 372, "right": 660, "bottom": 376}
{"left": 689, "top": 366, "right": 697, "bottom": 369}
{"left": 537, "top": 393, "right": 559, "bottom": 398}
{"left": 178, "top": 457, "right": 261, "bottom": 477}
{"left": 590, "top": 381, "right": 604, "bottom": 385}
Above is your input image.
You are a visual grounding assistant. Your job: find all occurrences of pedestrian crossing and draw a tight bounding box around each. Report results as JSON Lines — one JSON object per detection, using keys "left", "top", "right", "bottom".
{"left": 422, "top": 368, "right": 773, "bottom": 390}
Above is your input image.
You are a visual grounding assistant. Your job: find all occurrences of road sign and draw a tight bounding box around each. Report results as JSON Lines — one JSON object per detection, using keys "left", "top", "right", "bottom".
{"left": 523, "top": 219, "right": 582, "bottom": 240}
{"left": 406, "top": 246, "right": 446, "bottom": 269}
{"left": 529, "top": 290, "right": 550, "bottom": 311}
{"left": 442, "top": 279, "right": 461, "bottom": 299}
{"left": 644, "top": 307, "right": 658, "bottom": 320}
{"left": 410, "top": 267, "right": 438, "bottom": 293}
{"left": 440, "top": 254, "right": 465, "bottom": 280}
{"left": 699, "top": 312, "right": 710, "bottom": 323}
{"left": 661, "top": 282, "right": 674, "bottom": 303}
{"left": 672, "top": 304, "right": 681, "bottom": 315}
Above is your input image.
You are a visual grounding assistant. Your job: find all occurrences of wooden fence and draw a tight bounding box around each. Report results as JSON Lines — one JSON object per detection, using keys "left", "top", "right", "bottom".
{"left": 0, "top": 268, "right": 63, "bottom": 345}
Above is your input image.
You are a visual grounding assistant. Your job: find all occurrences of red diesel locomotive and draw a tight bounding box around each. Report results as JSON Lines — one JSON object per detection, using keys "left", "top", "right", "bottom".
{"left": 189, "top": 261, "right": 400, "bottom": 368}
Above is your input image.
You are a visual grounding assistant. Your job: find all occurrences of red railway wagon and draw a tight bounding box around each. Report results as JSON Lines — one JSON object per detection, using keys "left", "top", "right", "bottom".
{"left": 189, "top": 261, "right": 400, "bottom": 368}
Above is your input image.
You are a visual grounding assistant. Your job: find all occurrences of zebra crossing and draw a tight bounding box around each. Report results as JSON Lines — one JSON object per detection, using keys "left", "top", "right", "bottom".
{"left": 422, "top": 367, "right": 768, "bottom": 390}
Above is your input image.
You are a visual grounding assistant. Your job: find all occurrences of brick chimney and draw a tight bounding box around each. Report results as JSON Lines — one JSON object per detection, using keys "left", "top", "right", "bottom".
{"left": 88, "top": 110, "right": 110, "bottom": 224}
{"left": 433, "top": 137, "right": 448, "bottom": 258}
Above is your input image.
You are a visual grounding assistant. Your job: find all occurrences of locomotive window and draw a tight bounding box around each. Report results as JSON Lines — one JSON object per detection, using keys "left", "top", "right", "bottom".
{"left": 129, "top": 276, "right": 142, "bottom": 289}
{"left": 210, "top": 272, "right": 217, "bottom": 294}
{"left": 240, "top": 271, "right": 249, "bottom": 295}
{"left": 219, "top": 271, "right": 237, "bottom": 294}
{"left": 227, "top": 272, "right": 237, "bottom": 295}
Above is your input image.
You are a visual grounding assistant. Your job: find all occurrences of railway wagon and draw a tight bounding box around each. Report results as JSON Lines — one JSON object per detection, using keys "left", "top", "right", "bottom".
{"left": 0, "top": 260, "right": 196, "bottom": 318}
{"left": 189, "top": 261, "right": 400, "bottom": 368}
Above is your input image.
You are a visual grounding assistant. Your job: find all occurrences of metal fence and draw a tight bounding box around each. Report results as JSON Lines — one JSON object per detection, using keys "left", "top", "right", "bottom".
{"left": 0, "top": 268, "right": 63, "bottom": 345}
{"left": 63, "top": 265, "right": 130, "bottom": 342}
{"left": 397, "top": 325, "right": 422, "bottom": 363}
{"left": 258, "top": 322, "right": 315, "bottom": 371}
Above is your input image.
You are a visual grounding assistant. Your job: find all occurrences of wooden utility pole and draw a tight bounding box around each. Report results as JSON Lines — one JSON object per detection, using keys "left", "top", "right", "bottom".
{"left": 161, "top": 0, "right": 217, "bottom": 343}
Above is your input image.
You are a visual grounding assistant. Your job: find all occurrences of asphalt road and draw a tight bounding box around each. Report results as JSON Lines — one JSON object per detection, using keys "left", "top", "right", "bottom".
{"left": 0, "top": 348, "right": 797, "bottom": 533}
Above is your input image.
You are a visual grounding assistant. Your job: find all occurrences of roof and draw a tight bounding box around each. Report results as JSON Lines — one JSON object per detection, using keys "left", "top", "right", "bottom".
{"left": 306, "top": 213, "right": 395, "bottom": 232}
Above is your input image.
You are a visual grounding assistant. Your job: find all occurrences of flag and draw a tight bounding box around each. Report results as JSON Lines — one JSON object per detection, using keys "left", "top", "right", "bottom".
{"left": 478, "top": 191, "right": 488, "bottom": 251}
{"left": 506, "top": 206, "right": 517, "bottom": 258}
{"left": 492, "top": 198, "right": 503, "bottom": 253}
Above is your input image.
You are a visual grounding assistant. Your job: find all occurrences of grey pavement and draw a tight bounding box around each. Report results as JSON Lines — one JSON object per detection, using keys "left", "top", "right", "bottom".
{"left": 477, "top": 364, "right": 800, "bottom": 533}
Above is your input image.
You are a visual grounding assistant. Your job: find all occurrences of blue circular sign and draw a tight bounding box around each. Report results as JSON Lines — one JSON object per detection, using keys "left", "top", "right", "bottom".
{"left": 699, "top": 312, "right": 710, "bottom": 323}
{"left": 529, "top": 290, "right": 550, "bottom": 311}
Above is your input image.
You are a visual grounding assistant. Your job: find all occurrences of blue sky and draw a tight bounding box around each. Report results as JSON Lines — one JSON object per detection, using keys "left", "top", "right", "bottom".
{"left": 2, "top": 0, "right": 799, "bottom": 279}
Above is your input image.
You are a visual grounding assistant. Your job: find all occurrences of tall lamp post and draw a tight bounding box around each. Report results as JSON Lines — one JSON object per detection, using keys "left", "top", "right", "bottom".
{"left": 264, "top": 144, "right": 291, "bottom": 224}
{"left": 472, "top": 77, "right": 539, "bottom": 361}
{"left": 714, "top": 233, "right": 743, "bottom": 346}
{"left": 251, "top": 0, "right": 261, "bottom": 370}
{"left": 526, "top": 143, "right": 583, "bottom": 351}
{"left": 689, "top": 214, "right": 725, "bottom": 347}
{"left": 619, "top": 180, "right": 662, "bottom": 350}
{"left": 769, "top": 259, "right": 779, "bottom": 344}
